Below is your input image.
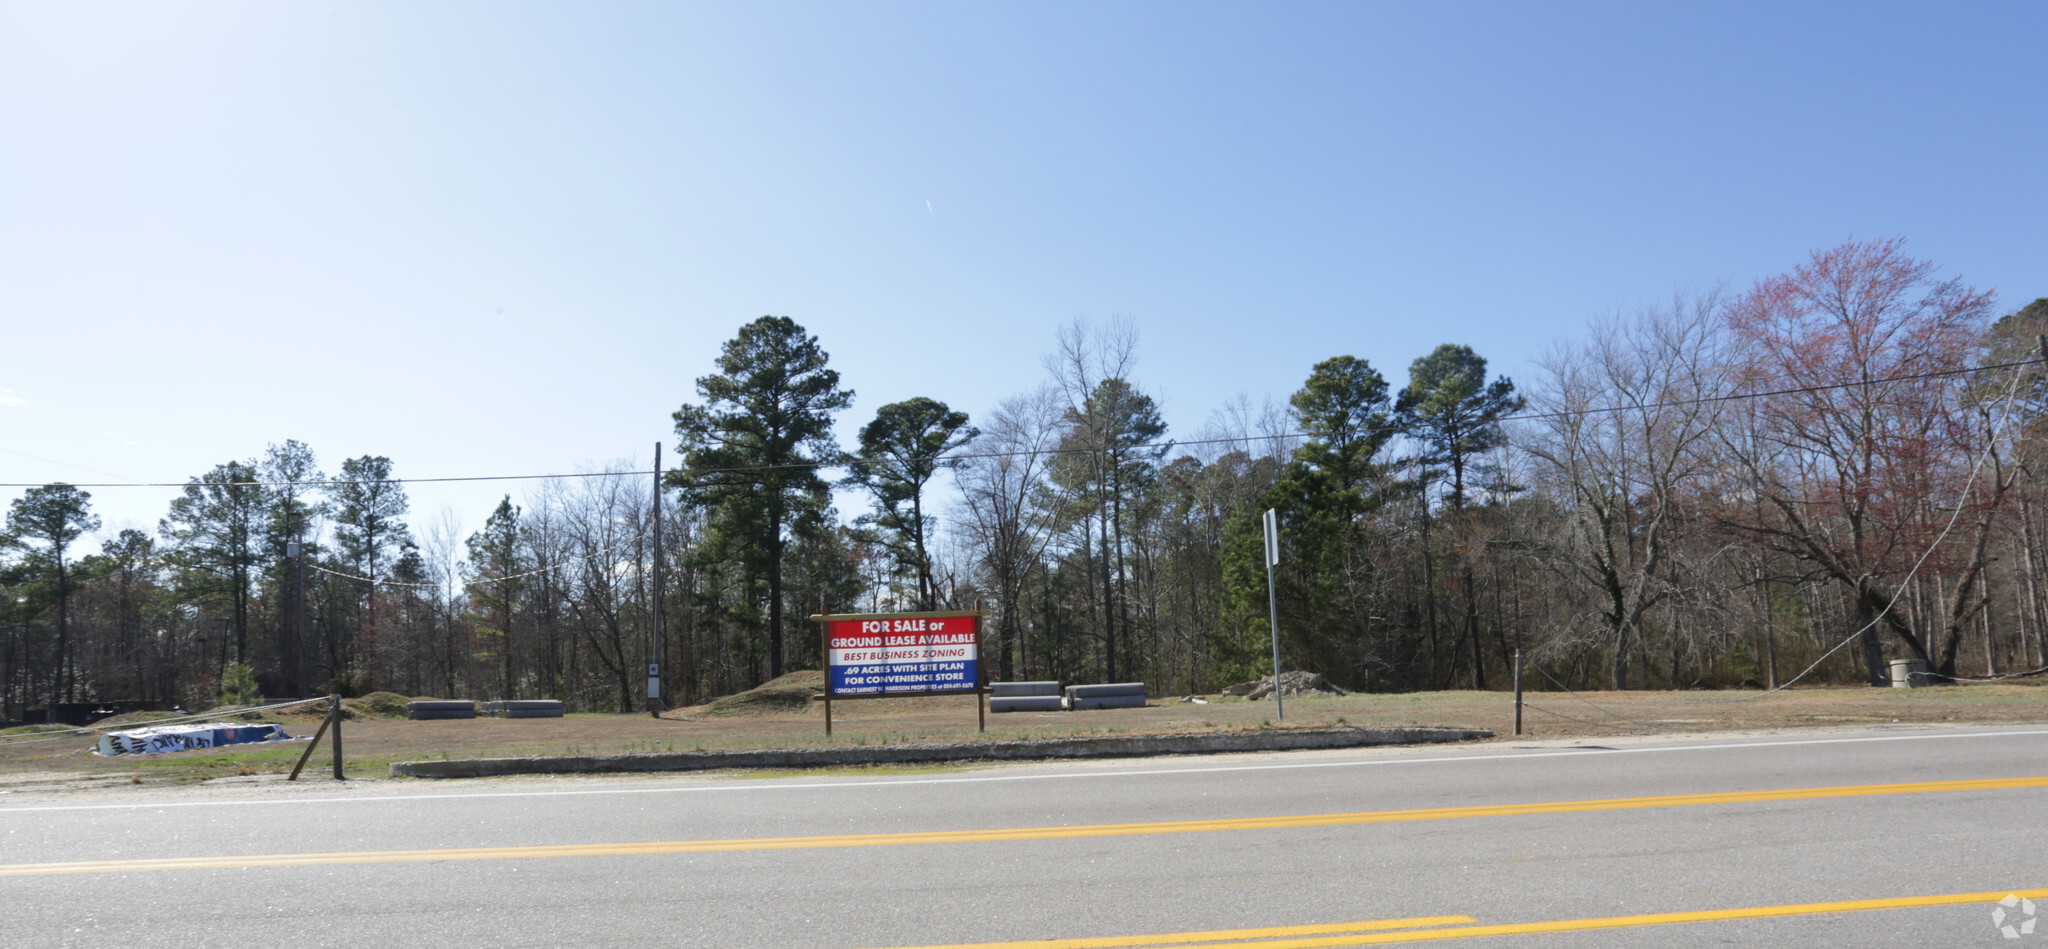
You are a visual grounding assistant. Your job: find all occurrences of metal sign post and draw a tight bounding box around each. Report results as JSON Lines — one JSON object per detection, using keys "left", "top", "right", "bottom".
{"left": 1264, "top": 508, "right": 1283, "bottom": 721}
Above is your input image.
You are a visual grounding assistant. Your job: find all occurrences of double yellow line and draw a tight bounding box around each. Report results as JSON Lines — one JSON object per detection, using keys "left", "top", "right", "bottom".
{"left": 3, "top": 774, "right": 2044, "bottom": 878}
{"left": 872, "top": 889, "right": 2048, "bottom": 947}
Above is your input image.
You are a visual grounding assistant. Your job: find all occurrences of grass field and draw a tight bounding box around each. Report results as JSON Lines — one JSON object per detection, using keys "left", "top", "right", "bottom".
{"left": 2, "top": 679, "right": 2043, "bottom": 790}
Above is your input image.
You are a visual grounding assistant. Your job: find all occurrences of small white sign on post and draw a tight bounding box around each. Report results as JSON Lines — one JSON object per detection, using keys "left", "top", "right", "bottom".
{"left": 1264, "top": 509, "right": 1279, "bottom": 567}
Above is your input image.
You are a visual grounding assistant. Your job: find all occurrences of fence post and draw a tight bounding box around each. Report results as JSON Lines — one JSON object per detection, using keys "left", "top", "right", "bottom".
{"left": 330, "top": 694, "right": 345, "bottom": 781}
{"left": 287, "top": 699, "right": 332, "bottom": 781}
{"left": 1513, "top": 651, "right": 1524, "bottom": 736}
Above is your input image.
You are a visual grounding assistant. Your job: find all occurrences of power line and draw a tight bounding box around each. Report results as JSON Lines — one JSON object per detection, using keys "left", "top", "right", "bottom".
{"left": 0, "top": 447, "right": 150, "bottom": 485}
{"left": 3, "top": 355, "right": 2040, "bottom": 490}
{"left": 304, "top": 533, "right": 644, "bottom": 589}
{"left": 1517, "top": 353, "right": 2034, "bottom": 710}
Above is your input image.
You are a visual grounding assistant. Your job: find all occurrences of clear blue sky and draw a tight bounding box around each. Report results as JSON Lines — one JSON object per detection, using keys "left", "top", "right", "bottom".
{"left": 3, "top": 1, "right": 2044, "bottom": 539}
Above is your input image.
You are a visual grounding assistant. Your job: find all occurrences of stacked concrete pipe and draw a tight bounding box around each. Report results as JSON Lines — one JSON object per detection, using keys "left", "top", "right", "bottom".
{"left": 481, "top": 699, "right": 565, "bottom": 719}
{"left": 989, "top": 681, "right": 1063, "bottom": 713}
{"left": 407, "top": 700, "right": 478, "bottom": 720}
{"left": 1064, "top": 682, "right": 1147, "bottom": 710}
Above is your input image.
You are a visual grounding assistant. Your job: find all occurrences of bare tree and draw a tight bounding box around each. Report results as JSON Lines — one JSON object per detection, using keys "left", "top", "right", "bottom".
{"left": 1718, "top": 239, "right": 2001, "bottom": 682}
{"left": 957, "top": 386, "right": 1071, "bottom": 679}
{"left": 1525, "top": 291, "right": 1730, "bottom": 688}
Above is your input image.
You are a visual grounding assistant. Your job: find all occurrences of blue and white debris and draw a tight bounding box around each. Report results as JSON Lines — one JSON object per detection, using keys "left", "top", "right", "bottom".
{"left": 96, "top": 722, "right": 298, "bottom": 756}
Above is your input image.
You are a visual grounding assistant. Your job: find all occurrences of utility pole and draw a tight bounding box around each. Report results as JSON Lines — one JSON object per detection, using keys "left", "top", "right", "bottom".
{"left": 216, "top": 617, "right": 231, "bottom": 679}
{"left": 1263, "top": 508, "right": 1283, "bottom": 721}
{"left": 1513, "top": 649, "right": 1524, "bottom": 736}
{"left": 650, "top": 442, "right": 664, "bottom": 718}
{"left": 288, "top": 514, "right": 306, "bottom": 698}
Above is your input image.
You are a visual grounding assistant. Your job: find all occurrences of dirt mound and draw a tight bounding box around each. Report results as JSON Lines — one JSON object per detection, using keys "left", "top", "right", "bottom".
{"left": 348, "top": 692, "right": 413, "bottom": 719}
{"left": 87, "top": 710, "right": 182, "bottom": 729}
{"left": 705, "top": 670, "right": 825, "bottom": 716}
{"left": 1223, "top": 671, "right": 1348, "bottom": 700}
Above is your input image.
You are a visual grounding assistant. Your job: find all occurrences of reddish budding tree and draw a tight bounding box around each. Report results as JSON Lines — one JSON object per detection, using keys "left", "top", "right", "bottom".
{"left": 1718, "top": 238, "right": 2009, "bottom": 683}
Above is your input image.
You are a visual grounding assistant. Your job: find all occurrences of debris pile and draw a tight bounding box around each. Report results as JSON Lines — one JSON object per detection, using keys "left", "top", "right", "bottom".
{"left": 1222, "top": 671, "right": 1348, "bottom": 700}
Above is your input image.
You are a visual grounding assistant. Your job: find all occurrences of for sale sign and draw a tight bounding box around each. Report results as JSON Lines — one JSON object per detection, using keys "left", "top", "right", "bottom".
{"left": 821, "top": 612, "right": 981, "bottom": 696}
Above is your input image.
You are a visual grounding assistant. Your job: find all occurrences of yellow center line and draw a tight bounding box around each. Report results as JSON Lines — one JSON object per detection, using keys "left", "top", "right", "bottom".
{"left": 878, "top": 889, "right": 2048, "bottom": 948}
{"left": 3, "top": 775, "right": 2043, "bottom": 877}
{"left": 898, "top": 917, "right": 1479, "bottom": 949}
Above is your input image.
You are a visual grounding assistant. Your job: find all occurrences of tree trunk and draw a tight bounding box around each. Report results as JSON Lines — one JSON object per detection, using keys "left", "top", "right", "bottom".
{"left": 1610, "top": 620, "right": 1630, "bottom": 691}
{"left": 1463, "top": 561, "right": 1485, "bottom": 690}
{"left": 1856, "top": 595, "right": 1887, "bottom": 686}
{"left": 52, "top": 555, "right": 69, "bottom": 705}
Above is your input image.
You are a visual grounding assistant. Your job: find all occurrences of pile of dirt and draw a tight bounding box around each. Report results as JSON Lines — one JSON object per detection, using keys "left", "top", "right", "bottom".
{"left": 1223, "top": 671, "right": 1348, "bottom": 700}
{"left": 347, "top": 692, "right": 413, "bottom": 719}
{"left": 195, "top": 705, "right": 273, "bottom": 721}
{"left": 705, "top": 670, "right": 825, "bottom": 716}
{"left": 85, "top": 710, "right": 182, "bottom": 729}
{"left": 271, "top": 692, "right": 418, "bottom": 721}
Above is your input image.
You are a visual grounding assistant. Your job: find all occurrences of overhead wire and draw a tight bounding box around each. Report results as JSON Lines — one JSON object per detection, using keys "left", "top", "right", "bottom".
{"left": 304, "top": 532, "right": 646, "bottom": 590}
{"left": 2, "top": 355, "right": 2037, "bottom": 490}
{"left": 1519, "top": 349, "right": 2036, "bottom": 712}
{"left": 5, "top": 342, "right": 2041, "bottom": 719}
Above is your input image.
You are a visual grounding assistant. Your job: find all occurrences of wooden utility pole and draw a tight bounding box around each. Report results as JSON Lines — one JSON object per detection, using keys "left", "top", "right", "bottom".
{"left": 650, "top": 443, "right": 664, "bottom": 718}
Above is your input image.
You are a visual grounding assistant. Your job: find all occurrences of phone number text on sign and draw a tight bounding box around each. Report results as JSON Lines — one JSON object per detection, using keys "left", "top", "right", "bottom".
{"left": 825, "top": 615, "right": 979, "bottom": 695}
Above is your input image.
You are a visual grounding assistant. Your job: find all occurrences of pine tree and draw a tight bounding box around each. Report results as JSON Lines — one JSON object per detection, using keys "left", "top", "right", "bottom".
{"left": 160, "top": 462, "right": 267, "bottom": 669}
{"left": 672, "top": 316, "right": 852, "bottom": 682}
{"left": 5, "top": 484, "right": 99, "bottom": 704}
{"left": 845, "top": 397, "right": 975, "bottom": 610}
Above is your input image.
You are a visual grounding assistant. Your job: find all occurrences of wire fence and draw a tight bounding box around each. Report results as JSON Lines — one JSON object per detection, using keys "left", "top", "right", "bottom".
{"left": 0, "top": 696, "right": 332, "bottom": 748}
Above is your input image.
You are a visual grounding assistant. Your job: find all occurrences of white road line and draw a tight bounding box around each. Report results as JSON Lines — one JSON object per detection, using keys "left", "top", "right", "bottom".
{"left": 3, "top": 727, "right": 2043, "bottom": 814}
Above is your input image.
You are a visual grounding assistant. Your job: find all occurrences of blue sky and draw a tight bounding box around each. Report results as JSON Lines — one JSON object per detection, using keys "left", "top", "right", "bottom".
{"left": 3, "top": 1, "right": 2044, "bottom": 539}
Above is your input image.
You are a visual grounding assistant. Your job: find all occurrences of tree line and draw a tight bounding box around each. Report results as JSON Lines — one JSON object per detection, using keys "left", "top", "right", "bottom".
{"left": 5, "top": 239, "right": 2046, "bottom": 718}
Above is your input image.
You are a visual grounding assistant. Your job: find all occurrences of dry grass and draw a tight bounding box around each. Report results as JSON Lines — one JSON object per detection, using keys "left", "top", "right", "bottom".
{"left": 1, "top": 680, "right": 2042, "bottom": 786}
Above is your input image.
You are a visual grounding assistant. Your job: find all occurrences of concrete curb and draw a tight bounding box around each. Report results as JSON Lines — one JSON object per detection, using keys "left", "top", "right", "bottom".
{"left": 389, "top": 726, "right": 1492, "bottom": 778}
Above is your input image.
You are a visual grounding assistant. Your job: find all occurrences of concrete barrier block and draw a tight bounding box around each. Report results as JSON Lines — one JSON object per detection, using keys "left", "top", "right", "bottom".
{"left": 991, "top": 682, "right": 1062, "bottom": 698}
{"left": 990, "top": 696, "right": 1065, "bottom": 713}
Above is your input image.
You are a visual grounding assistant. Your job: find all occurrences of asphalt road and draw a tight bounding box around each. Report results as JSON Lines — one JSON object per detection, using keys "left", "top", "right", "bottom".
{"left": 2, "top": 725, "right": 2045, "bottom": 948}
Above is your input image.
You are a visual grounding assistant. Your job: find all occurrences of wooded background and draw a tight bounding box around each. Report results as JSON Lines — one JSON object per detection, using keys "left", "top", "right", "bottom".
{"left": 6, "top": 239, "right": 2046, "bottom": 716}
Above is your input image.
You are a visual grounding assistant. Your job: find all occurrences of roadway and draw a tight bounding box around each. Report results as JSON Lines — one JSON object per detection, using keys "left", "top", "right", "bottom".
{"left": 1, "top": 725, "right": 2043, "bottom": 947}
